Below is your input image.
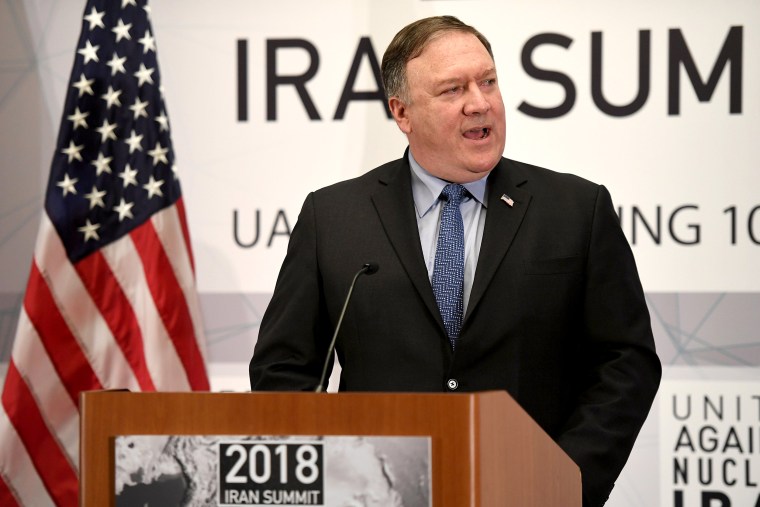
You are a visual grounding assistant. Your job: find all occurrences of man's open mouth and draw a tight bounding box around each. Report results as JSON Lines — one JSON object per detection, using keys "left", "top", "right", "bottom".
{"left": 464, "top": 127, "right": 490, "bottom": 140}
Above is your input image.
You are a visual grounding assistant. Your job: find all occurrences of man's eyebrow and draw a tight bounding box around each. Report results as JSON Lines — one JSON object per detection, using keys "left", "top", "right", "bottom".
{"left": 433, "top": 77, "right": 462, "bottom": 87}
{"left": 433, "top": 68, "right": 497, "bottom": 87}
{"left": 478, "top": 67, "right": 497, "bottom": 78}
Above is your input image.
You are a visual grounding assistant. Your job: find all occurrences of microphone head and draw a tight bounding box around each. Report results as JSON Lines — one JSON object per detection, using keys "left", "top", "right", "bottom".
{"left": 363, "top": 262, "right": 379, "bottom": 275}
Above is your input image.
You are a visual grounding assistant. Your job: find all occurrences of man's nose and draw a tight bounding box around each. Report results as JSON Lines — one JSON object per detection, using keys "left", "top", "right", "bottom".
{"left": 463, "top": 83, "right": 491, "bottom": 115}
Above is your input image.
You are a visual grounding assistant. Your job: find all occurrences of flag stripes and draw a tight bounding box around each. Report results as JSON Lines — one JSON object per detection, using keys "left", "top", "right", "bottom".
{"left": 33, "top": 216, "right": 142, "bottom": 393}
{"left": 24, "top": 263, "right": 103, "bottom": 407}
{"left": 0, "top": 466, "right": 21, "bottom": 507}
{"left": 12, "top": 313, "right": 80, "bottom": 463}
{"left": 154, "top": 203, "right": 207, "bottom": 357}
{"left": 175, "top": 194, "right": 196, "bottom": 273}
{"left": 131, "top": 213, "right": 208, "bottom": 390}
{"left": 0, "top": 408, "right": 36, "bottom": 507}
{"left": 2, "top": 362, "right": 78, "bottom": 506}
{"left": 99, "top": 215, "right": 196, "bottom": 391}
{"left": 74, "top": 248, "right": 157, "bottom": 391}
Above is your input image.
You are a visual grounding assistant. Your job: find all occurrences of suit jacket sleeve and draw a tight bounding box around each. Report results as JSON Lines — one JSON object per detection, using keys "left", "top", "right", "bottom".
{"left": 249, "top": 192, "right": 332, "bottom": 391}
{"left": 557, "top": 185, "right": 661, "bottom": 507}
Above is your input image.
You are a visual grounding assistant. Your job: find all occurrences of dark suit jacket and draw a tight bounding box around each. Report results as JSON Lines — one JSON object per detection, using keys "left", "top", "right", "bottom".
{"left": 250, "top": 154, "right": 661, "bottom": 507}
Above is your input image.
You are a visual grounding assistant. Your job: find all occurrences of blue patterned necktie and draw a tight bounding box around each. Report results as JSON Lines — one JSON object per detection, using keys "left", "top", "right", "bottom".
{"left": 432, "top": 183, "right": 466, "bottom": 348}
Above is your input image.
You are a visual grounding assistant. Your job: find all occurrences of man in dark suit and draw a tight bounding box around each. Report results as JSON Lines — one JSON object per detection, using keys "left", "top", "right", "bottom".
{"left": 250, "top": 15, "right": 661, "bottom": 507}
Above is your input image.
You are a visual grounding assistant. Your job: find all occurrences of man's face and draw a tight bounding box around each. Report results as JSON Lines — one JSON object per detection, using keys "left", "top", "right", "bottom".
{"left": 389, "top": 31, "right": 506, "bottom": 183}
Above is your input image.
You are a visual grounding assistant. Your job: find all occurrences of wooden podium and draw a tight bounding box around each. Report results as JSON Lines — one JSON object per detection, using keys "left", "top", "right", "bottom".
{"left": 80, "top": 390, "right": 580, "bottom": 506}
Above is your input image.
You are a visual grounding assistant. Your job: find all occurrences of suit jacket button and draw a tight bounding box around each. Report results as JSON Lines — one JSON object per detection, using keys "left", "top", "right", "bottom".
{"left": 447, "top": 379, "right": 458, "bottom": 391}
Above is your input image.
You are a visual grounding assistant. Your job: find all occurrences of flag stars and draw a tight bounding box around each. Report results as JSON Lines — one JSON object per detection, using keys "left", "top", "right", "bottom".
{"left": 101, "top": 86, "right": 123, "bottom": 108}
{"left": 61, "top": 141, "right": 84, "bottom": 163}
{"left": 154, "top": 111, "right": 169, "bottom": 131}
{"left": 83, "top": 7, "right": 105, "bottom": 30}
{"left": 45, "top": 1, "right": 190, "bottom": 271}
{"left": 134, "top": 63, "right": 155, "bottom": 86}
{"left": 106, "top": 52, "right": 127, "bottom": 76}
{"left": 78, "top": 219, "right": 100, "bottom": 242}
{"left": 119, "top": 164, "right": 139, "bottom": 187}
{"left": 57, "top": 173, "right": 79, "bottom": 196}
{"left": 113, "top": 198, "right": 135, "bottom": 221}
{"left": 112, "top": 19, "right": 132, "bottom": 42}
{"left": 143, "top": 175, "right": 164, "bottom": 199}
{"left": 147, "top": 141, "right": 169, "bottom": 165}
{"left": 67, "top": 107, "right": 89, "bottom": 130}
{"left": 84, "top": 186, "right": 107, "bottom": 209}
{"left": 124, "top": 130, "right": 143, "bottom": 154}
{"left": 138, "top": 30, "right": 156, "bottom": 53}
{"left": 91, "top": 152, "right": 113, "bottom": 175}
{"left": 129, "top": 97, "right": 149, "bottom": 119}
{"left": 77, "top": 40, "right": 100, "bottom": 64}
{"left": 72, "top": 74, "right": 95, "bottom": 97}
{"left": 96, "top": 120, "right": 118, "bottom": 143}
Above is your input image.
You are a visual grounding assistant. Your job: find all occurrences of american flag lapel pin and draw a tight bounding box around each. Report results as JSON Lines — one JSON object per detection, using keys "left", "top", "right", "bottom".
{"left": 500, "top": 194, "right": 514, "bottom": 207}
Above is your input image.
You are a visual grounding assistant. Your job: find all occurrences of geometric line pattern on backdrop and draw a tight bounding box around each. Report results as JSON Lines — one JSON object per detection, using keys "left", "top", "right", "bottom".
{"left": 0, "top": 0, "right": 55, "bottom": 364}
{"left": 201, "top": 293, "right": 266, "bottom": 362}
{"left": 646, "top": 293, "right": 760, "bottom": 366}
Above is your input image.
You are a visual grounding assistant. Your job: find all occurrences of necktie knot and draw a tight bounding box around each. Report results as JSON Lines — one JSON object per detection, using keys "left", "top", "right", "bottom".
{"left": 441, "top": 183, "right": 466, "bottom": 207}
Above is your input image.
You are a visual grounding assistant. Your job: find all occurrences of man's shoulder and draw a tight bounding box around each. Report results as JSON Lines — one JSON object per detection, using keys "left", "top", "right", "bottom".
{"left": 503, "top": 157, "right": 600, "bottom": 193}
{"left": 498, "top": 158, "right": 608, "bottom": 213}
{"left": 314, "top": 157, "right": 407, "bottom": 196}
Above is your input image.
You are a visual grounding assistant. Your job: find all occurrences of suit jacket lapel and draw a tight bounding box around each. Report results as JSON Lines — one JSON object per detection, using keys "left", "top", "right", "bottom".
{"left": 370, "top": 157, "right": 446, "bottom": 332}
{"left": 465, "top": 158, "right": 532, "bottom": 323}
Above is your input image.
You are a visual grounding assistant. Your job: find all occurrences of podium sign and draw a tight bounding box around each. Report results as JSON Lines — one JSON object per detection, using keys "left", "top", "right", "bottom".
{"left": 114, "top": 434, "right": 431, "bottom": 506}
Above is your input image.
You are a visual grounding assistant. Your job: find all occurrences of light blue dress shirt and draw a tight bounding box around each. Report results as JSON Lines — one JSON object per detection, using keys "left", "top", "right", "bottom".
{"left": 408, "top": 151, "right": 489, "bottom": 314}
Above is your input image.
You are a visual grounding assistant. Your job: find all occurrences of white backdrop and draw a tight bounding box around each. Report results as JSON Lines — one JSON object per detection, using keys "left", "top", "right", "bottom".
{"left": 1, "top": 1, "right": 759, "bottom": 505}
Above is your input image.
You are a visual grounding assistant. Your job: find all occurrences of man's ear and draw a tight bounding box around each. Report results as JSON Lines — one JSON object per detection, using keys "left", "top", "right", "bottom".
{"left": 388, "top": 97, "right": 411, "bottom": 134}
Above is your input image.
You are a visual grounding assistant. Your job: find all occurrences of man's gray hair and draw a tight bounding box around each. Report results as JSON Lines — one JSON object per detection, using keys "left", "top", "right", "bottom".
{"left": 381, "top": 15, "right": 494, "bottom": 103}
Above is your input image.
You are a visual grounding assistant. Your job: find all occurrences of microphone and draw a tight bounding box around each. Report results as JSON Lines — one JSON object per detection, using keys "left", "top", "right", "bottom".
{"left": 315, "top": 262, "right": 379, "bottom": 392}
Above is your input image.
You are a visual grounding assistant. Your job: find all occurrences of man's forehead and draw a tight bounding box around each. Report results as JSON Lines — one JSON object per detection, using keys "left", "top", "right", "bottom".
{"left": 409, "top": 51, "right": 497, "bottom": 79}
{"left": 411, "top": 31, "right": 488, "bottom": 60}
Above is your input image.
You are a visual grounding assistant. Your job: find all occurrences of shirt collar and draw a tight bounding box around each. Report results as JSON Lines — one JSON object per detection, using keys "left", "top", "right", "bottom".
{"left": 408, "top": 150, "right": 489, "bottom": 219}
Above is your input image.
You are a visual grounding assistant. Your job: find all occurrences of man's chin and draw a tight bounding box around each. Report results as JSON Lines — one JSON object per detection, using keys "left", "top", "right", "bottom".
{"left": 464, "top": 154, "right": 501, "bottom": 175}
{"left": 446, "top": 164, "right": 496, "bottom": 184}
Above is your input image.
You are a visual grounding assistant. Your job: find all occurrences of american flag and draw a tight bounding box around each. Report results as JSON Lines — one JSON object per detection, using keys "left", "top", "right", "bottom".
{"left": 0, "top": 0, "right": 209, "bottom": 505}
